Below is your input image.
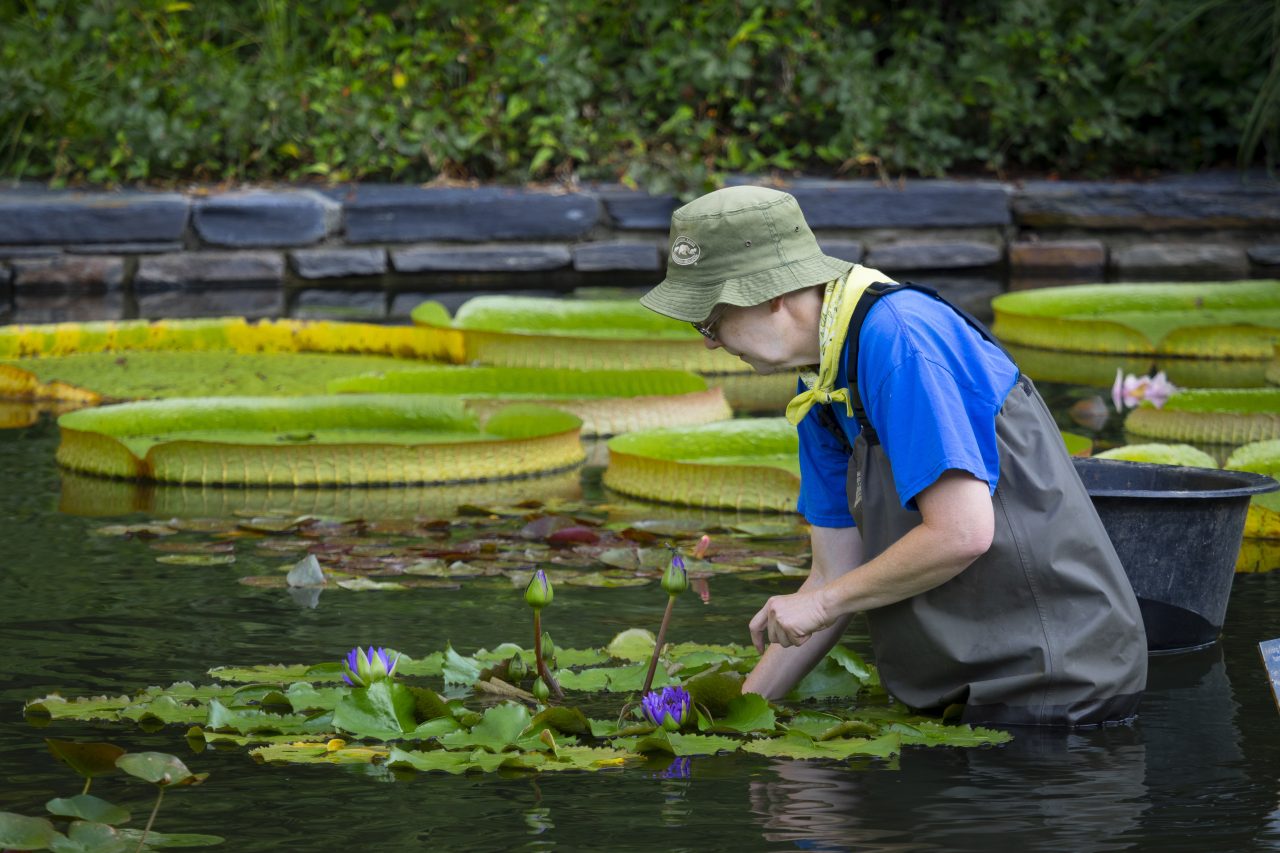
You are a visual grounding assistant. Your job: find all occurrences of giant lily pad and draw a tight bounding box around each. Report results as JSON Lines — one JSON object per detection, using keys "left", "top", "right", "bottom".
{"left": 412, "top": 297, "right": 796, "bottom": 413}
{"left": 604, "top": 419, "right": 801, "bottom": 512}
{"left": 0, "top": 317, "right": 460, "bottom": 403}
{"left": 1095, "top": 443, "right": 1220, "bottom": 468}
{"left": 1226, "top": 439, "right": 1280, "bottom": 539}
{"left": 1124, "top": 389, "right": 1280, "bottom": 446}
{"left": 992, "top": 281, "right": 1280, "bottom": 359}
{"left": 56, "top": 397, "right": 584, "bottom": 485}
{"left": 329, "top": 366, "right": 731, "bottom": 436}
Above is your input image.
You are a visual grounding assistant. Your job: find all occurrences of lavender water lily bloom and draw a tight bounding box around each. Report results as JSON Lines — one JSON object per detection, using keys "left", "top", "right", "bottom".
{"left": 641, "top": 685, "right": 693, "bottom": 731}
{"left": 1112, "top": 369, "right": 1178, "bottom": 412}
{"left": 342, "top": 646, "right": 400, "bottom": 687}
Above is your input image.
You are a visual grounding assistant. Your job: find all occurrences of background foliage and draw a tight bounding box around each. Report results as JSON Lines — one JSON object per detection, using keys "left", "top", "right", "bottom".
{"left": 1, "top": 0, "right": 1275, "bottom": 193}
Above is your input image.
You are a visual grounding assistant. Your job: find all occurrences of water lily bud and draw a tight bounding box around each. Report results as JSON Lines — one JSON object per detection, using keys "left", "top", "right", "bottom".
{"left": 541, "top": 631, "right": 555, "bottom": 660}
{"left": 508, "top": 655, "right": 528, "bottom": 682}
{"left": 525, "top": 569, "right": 554, "bottom": 610}
{"left": 661, "top": 553, "right": 688, "bottom": 597}
{"left": 532, "top": 676, "right": 550, "bottom": 702}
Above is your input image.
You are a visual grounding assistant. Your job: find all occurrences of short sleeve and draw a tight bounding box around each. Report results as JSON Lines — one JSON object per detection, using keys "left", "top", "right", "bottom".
{"left": 796, "top": 398, "right": 856, "bottom": 528}
{"left": 867, "top": 353, "right": 999, "bottom": 511}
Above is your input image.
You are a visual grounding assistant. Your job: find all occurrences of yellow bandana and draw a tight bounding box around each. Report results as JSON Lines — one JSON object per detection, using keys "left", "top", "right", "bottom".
{"left": 785, "top": 265, "right": 895, "bottom": 426}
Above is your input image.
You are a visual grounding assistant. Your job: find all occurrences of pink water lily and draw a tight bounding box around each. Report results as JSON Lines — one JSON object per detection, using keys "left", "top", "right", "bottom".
{"left": 1112, "top": 369, "right": 1177, "bottom": 412}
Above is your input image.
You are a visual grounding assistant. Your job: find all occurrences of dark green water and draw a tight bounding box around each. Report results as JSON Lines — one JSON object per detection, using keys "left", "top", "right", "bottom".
{"left": 2, "top": 407, "right": 1279, "bottom": 852}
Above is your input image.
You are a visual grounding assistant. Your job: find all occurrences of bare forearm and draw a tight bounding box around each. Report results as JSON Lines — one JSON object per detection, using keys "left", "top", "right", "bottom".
{"left": 742, "top": 612, "right": 852, "bottom": 699}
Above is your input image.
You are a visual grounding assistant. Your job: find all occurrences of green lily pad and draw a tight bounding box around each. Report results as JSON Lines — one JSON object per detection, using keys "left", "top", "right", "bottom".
{"left": 741, "top": 731, "right": 902, "bottom": 761}
{"left": 439, "top": 702, "right": 531, "bottom": 752}
{"left": 707, "top": 693, "right": 777, "bottom": 734}
{"left": 332, "top": 681, "right": 417, "bottom": 740}
{"left": 529, "top": 706, "right": 592, "bottom": 737}
{"left": 114, "top": 752, "right": 206, "bottom": 787}
{"left": 606, "top": 628, "right": 656, "bottom": 663}
{"left": 632, "top": 730, "right": 740, "bottom": 756}
{"left": 442, "top": 646, "right": 483, "bottom": 685}
{"left": 45, "top": 795, "right": 130, "bottom": 826}
{"left": 0, "top": 812, "right": 64, "bottom": 849}
{"left": 50, "top": 821, "right": 128, "bottom": 853}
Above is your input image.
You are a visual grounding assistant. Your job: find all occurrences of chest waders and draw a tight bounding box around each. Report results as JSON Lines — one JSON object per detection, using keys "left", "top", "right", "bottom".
{"left": 819, "top": 283, "right": 1147, "bottom": 727}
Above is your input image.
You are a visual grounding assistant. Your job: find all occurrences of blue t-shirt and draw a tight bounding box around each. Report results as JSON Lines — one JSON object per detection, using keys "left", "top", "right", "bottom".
{"left": 796, "top": 288, "right": 1020, "bottom": 528}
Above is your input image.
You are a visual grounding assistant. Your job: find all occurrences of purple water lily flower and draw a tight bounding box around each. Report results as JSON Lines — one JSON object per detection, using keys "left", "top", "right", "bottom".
{"left": 641, "top": 685, "right": 692, "bottom": 731}
{"left": 341, "top": 645, "right": 400, "bottom": 687}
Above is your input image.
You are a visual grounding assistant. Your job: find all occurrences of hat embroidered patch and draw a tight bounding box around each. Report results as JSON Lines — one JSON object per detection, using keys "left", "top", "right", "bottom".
{"left": 670, "top": 236, "right": 700, "bottom": 266}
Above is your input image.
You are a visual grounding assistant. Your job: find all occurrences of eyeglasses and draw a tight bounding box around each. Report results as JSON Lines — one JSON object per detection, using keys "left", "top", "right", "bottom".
{"left": 692, "top": 306, "right": 725, "bottom": 341}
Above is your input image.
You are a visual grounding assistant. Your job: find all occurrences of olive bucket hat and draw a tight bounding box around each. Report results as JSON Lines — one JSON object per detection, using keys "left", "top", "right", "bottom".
{"left": 639, "top": 186, "right": 853, "bottom": 323}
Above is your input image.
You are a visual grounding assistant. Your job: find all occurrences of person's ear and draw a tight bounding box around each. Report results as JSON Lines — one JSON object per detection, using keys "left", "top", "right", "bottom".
{"left": 770, "top": 295, "right": 786, "bottom": 313}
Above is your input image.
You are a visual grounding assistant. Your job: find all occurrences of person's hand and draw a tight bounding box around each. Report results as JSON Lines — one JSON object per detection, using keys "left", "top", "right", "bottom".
{"left": 748, "top": 590, "right": 832, "bottom": 652}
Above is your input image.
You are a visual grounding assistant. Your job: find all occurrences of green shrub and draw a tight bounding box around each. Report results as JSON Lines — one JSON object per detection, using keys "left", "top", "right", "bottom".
{"left": 0, "top": 0, "right": 1271, "bottom": 191}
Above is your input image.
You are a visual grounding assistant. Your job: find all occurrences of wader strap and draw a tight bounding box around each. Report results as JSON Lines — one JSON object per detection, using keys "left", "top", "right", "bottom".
{"left": 817, "top": 281, "right": 1018, "bottom": 449}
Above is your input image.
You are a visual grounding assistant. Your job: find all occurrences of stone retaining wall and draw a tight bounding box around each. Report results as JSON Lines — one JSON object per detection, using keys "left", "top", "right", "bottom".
{"left": 1, "top": 174, "right": 1277, "bottom": 325}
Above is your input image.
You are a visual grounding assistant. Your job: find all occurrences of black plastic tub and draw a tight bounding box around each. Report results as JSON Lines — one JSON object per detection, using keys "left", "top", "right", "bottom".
{"left": 1072, "top": 457, "right": 1278, "bottom": 654}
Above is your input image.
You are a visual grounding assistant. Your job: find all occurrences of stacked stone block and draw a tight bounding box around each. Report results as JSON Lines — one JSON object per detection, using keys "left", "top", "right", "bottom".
{"left": 0, "top": 174, "right": 1276, "bottom": 324}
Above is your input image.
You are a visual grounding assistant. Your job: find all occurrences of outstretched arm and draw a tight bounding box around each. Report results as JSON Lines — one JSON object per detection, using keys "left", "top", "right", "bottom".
{"left": 747, "top": 469, "right": 995, "bottom": 661}
{"left": 741, "top": 525, "right": 862, "bottom": 699}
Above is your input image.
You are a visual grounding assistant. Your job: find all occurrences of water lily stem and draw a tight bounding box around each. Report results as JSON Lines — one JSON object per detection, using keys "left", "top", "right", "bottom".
{"left": 135, "top": 786, "right": 164, "bottom": 853}
{"left": 82, "top": 777, "right": 91, "bottom": 796}
{"left": 532, "top": 610, "right": 563, "bottom": 700}
{"left": 642, "top": 596, "right": 676, "bottom": 695}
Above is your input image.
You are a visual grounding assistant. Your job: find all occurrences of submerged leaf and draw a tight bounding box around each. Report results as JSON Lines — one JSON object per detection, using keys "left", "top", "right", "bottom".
{"left": 45, "top": 740, "right": 126, "bottom": 779}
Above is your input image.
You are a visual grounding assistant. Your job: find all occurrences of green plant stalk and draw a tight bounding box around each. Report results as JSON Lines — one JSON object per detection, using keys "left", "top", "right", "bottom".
{"left": 532, "top": 611, "right": 563, "bottom": 700}
{"left": 135, "top": 786, "right": 164, "bottom": 853}
{"left": 642, "top": 596, "right": 676, "bottom": 695}
{"left": 82, "top": 776, "right": 91, "bottom": 796}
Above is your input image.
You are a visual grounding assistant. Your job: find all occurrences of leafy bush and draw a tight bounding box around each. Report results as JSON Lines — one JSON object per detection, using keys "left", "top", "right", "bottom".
{"left": 0, "top": 0, "right": 1271, "bottom": 192}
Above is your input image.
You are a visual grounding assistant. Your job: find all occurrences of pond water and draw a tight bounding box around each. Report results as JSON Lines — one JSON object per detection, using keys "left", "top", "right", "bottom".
{"left": 1, "top": 382, "right": 1278, "bottom": 853}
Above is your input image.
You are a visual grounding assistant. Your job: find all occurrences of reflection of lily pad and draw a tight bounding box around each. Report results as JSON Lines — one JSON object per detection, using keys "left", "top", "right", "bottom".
{"left": 329, "top": 366, "right": 731, "bottom": 436}
{"left": 605, "top": 419, "right": 801, "bottom": 512}
{"left": 57, "top": 397, "right": 584, "bottom": 485}
{"left": 992, "top": 281, "right": 1280, "bottom": 358}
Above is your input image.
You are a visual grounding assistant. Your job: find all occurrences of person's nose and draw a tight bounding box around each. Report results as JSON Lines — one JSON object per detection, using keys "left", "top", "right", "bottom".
{"left": 702, "top": 336, "right": 722, "bottom": 350}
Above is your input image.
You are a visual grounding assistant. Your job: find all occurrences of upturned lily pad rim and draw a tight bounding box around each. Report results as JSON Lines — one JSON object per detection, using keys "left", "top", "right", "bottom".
{"left": 412, "top": 296, "right": 704, "bottom": 342}
{"left": 606, "top": 418, "right": 799, "bottom": 470}
{"left": 58, "top": 395, "right": 582, "bottom": 445}
{"left": 328, "top": 365, "right": 709, "bottom": 397}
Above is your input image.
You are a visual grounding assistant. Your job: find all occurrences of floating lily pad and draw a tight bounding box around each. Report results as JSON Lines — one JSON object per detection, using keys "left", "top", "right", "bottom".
{"left": 1095, "top": 443, "right": 1219, "bottom": 468}
{"left": 604, "top": 419, "right": 801, "bottom": 512}
{"left": 1124, "top": 388, "right": 1280, "bottom": 445}
{"left": 992, "top": 281, "right": 1280, "bottom": 358}
{"left": 56, "top": 397, "right": 584, "bottom": 485}
{"left": 1226, "top": 439, "right": 1280, "bottom": 539}
{"left": 329, "top": 366, "right": 732, "bottom": 437}
{"left": 412, "top": 297, "right": 795, "bottom": 412}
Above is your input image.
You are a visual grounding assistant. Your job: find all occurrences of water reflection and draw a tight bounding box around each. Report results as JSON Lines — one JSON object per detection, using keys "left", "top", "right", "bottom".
{"left": 745, "top": 644, "right": 1261, "bottom": 853}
